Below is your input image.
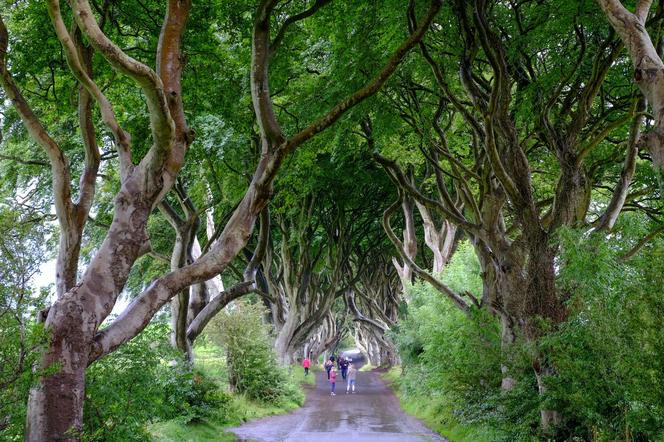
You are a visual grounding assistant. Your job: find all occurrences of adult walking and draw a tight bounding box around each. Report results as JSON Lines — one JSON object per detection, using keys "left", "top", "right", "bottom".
{"left": 339, "top": 356, "right": 349, "bottom": 380}
{"left": 303, "top": 356, "right": 311, "bottom": 376}
{"left": 324, "top": 356, "right": 335, "bottom": 380}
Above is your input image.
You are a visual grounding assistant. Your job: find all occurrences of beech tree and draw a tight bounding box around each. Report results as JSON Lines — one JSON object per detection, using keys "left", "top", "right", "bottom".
{"left": 371, "top": 0, "right": 659, "bottom": 431}
{"left": 347, "top": 253, "right": 402, "bottom": 366}
{"left": 261, "top": 142, "right": 393, "bottom": 362}
{"left": 0, "top": 0, "right": 443, "bottom": 438}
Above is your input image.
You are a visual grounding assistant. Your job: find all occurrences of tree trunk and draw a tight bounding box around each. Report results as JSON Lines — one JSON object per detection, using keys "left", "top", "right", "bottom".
{"left": 25, "top": 298, "right": 91, "bottom": 440}
{"left": 393, "top": 197, "right": 417, "bottom": 291}
{"left": 415, "top": 202, "right": 457, "bottom": 274}
{"left": 274, "top": 311, "right": 298, "bottom": 365}
{"left": 534, "top": 357, "right": 562, "bottom": 432}
{"left": 26, "top": 183, "right": 155, "bottom": 440}
{"left": 499, "top": 314, "right": 517, "bottom": 391}
{"left": 55, "top": 230, "right": 82, "bottom": 299}
{"left": 170, "top": 291, "right": 190, "bottom": 355}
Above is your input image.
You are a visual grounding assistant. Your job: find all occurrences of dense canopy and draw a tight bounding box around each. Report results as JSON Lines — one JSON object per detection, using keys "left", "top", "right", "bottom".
{"left": 1, "top": 0, "right": 663, "bottom": 440}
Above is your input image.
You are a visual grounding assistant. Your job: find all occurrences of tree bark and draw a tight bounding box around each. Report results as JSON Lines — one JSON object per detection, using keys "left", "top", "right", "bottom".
{"left": 597, "top": 0, "right": 664, "bottom": 170}
{"left": 393, "top": 197, "right": 417, "bottom": 290}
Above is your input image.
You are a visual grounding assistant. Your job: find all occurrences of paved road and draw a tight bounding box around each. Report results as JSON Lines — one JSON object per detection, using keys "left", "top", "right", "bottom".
{"left": 228, "top": 369, "right": 445, "bottom": 442}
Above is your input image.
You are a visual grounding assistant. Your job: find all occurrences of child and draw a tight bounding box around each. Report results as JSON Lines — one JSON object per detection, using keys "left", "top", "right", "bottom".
{"left": 346, "top": 363, "right": 357, "bottom": 394}
{"left": 303, "top": 356, "right": 311, "bottom": 376}
{"left": 329, "top": 366, "right": 337, "bottom": 396}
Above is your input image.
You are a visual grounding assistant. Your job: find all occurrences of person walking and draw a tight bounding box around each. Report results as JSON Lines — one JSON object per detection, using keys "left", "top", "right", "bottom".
{"left": 339, "top": 356, "right": 349, "bottom": 380}
{"left": 324, "top": 356, "right": 334, "bottom": 380}
{"left": 329, "top": 366, "right": 337, "bottom": 396}
{"left": 303, "top": 356, "right": 311, "bottom": 376}
{"left": 346, "top": 363, "right": 358, "bottom": 394}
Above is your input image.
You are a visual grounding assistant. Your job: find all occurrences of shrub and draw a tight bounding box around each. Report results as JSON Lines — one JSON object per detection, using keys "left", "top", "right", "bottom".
{"left": 392, "top": 231, "right": 664, "bottom": 441}
{"left": 83, "top": 322, "right": 228, "bottom": 441}
{"left": 542, "top": 227, "right": 664, "bottom": 441}
{"left": 205, "top": 301, "right": 302, "bottom": 406}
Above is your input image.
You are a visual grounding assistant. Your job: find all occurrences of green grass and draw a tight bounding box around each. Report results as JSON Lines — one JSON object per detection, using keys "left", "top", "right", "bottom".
{"left": 382, "top": 367, "right": 502, "bottom": 442}
{"left": 150, "top": 342, "right": 310, "bottom": 441}
{"left": 291, "top": 365, "right": 317, "bottom": 386}
{"left": 359, "top": 363, "right": 374, "bottom": 372}
{"left": 149, "top": 419, "right": 236, "bottom": 442}
{"left": 150, "top": 391, "right": 304, "bottom": 441}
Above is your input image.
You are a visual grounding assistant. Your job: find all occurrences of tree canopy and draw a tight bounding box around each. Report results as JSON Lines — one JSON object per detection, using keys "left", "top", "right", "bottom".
{"left": 1, "top": 0, "right": 663, "bottom": 440}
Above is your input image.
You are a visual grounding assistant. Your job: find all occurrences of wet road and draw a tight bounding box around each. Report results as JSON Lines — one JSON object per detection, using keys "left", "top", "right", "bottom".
{"left": 228, "top": 369, "right": 446, "bottom": 442}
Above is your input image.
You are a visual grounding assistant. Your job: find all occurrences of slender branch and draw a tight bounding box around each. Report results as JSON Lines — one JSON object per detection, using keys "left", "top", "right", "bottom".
{"left": 576, "top": 109, "right": 636, "bottom": 166}
{"left": 382, "top": 196, "right": 471, "bottom": 313}
{"left": 283, "top": 0, "right": 443, "bottom": 154}
{"left": 46, "top": 0, "right": 133, "bottom": 177}
{"left": 270, "top": 0, "right": 333, "bottom": 55}
{"left": 0, "top": 14, "right": 74, "bottom": 224}
{"left": 244, "top": 208, "right": 270, "bottom": 281}
{"left": 595, "top": 99, "right": 645, "bottom": 231}
{"left": 346, "top": 291, "right": 388, "bottom": 332}
{"left": 156, "top": 0, "right": 194, "bottom": 195}
{"left": 73, "top": 26, "right": 101, "bottom": 224}
{"left": 620, "top": 223, "right": 664, "bottom": 261}
{"left": 252, "top": 0, "right": 287, "bottom": 147}
{"left": 0, "top": 154, "right": 48, "bottom": 167}
{"left": 185, "top": 281, "right": 256, "bottom": 343}
{"left": 374, "top": 153, "right": 478, "bottom": 232}
{"left": 69, "top": 0, "right": 174, "bottom": 164}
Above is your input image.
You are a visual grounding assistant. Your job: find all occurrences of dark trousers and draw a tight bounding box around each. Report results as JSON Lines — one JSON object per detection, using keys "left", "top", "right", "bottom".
{"left": 326, "top": 367, "right": 331, "bottom": 379}
{"left": 341, "top": 368, "right": 347, "bottom": 380}
{"left": 304, "top": 367, "right": 309, "bottom": 375}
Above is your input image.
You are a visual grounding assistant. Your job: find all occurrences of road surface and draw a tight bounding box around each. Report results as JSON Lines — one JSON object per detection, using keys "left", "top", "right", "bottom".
{"left": 228, "top": 369, "right": 445, "bottom": 442}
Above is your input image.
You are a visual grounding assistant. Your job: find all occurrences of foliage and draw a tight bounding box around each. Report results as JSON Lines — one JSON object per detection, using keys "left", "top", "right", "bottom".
{"left": 150, "top": 341, "right": 308, "bottom": 441}
{"left": 0, "top": 206, "right": 51, "bottom": 441}
{"left": 389, "top": 244, "right": 513, "bottom": 440}
{"left": 541, "top": 226, "right": 664, "bottom": 441}
{"left": 392, "top": 229, "right": 664, "bottom": 441}
{"left": 383, "top": 367, "right": 502, "bottom": 442}
{"left": 205, "top": 302, "right": 303, "bottom": 406}
{"left": 82, "top": 323, "right": 230, "bottom": 441}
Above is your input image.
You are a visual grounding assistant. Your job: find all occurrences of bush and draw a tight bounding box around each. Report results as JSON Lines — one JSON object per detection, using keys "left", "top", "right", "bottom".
{"left": 83, "top": 322, "right": 229, "bottom": 441}
{"left": 205, "top": 301, "right": 303, "bottom": 406}
{"left": 541, "top": 227, "right": 664, "bottom": 441}
{"left": 390, "top": 241, "right": 542, "bottom": 441}
{"left": 0, "top": 207, "right": 52, "bottom": 441}
{"left": 392, "top": 231, "right": 664, "bottom": 441}
{"left": 0, "top": 315, "right": 50, "bottom": 442}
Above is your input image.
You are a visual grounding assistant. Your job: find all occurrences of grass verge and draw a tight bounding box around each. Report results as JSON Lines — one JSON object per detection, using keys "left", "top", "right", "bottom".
{"left": 149, "top": 343, "right": 313, "bottom": 441}
{"left": 382, "top": 366, "right": 499, "bottom": 442}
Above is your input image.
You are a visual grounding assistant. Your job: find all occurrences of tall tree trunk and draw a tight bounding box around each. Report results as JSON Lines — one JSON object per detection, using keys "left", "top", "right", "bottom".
{"left": 534, "top": 356, "right": 562, "bottom": 431}
{"left": 26, "top": 299, "right": 89, "bottom": 440}
{"left": 499, "top": 314, "right": 517, "bottom": 391}
{"left": 26, "top": 180, "right": 156, "bottom": 440}
{"left": 393, "top": 197, "right": 417, "bottom": 291}
{"left": 415, "top": 202, "right": 458, "bottom": 274}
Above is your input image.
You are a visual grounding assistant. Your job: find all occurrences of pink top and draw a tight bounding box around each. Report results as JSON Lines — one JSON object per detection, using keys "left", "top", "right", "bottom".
{"left": 329, "top": 369, "right": 337, "bottom": 382}
{"left": 303, "top": 358, "right": 310, "bottom": 368}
